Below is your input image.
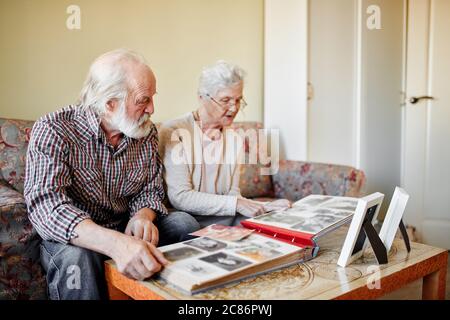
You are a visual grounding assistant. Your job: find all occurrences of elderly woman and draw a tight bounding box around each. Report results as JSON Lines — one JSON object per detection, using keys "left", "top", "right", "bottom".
{"left": 159, "top": 61, "right": 290, "bottom": 228}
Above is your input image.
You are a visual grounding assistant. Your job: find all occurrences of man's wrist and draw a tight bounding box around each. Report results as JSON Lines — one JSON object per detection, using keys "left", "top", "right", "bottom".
{"left": 134, "top": 208, "right": 157, "bottom": 222}
{"left": 71, "top": 219, "right": 125, "bottom": 259}
{"left": 106, "top": 229, "right": 128, "bottom": 259}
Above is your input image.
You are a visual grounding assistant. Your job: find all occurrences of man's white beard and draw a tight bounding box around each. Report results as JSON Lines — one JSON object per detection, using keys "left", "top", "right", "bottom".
{"left": 109, "top": 102, "right": 153, "bottom": 139}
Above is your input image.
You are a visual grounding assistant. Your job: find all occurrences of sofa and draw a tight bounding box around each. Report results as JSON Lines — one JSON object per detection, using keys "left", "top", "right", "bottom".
{"left": 0, "top": 117, "right": 366, "bottom": 300}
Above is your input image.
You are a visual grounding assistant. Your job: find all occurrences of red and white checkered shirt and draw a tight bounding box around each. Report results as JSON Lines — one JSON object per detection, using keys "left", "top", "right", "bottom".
{"left": 24, "top": 105, "right": 168, "bottom": 244}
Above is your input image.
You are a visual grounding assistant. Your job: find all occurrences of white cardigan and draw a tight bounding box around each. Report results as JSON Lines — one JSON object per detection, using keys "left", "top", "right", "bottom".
{"left": 158, "top": 113, "right": 243, "bottom": 216}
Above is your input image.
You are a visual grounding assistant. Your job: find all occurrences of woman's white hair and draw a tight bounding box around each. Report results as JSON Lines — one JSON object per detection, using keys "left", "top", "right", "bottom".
{"left": 79, "top": 48, "right": 148, "bottom": 115}
{"left": 198, "top": 60, "right": 246, "bottom": 97}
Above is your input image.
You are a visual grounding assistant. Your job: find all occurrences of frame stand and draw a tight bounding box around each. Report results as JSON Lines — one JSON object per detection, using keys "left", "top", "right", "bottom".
{"left": 363, "top": 219, "right": 411, "bottom": 265}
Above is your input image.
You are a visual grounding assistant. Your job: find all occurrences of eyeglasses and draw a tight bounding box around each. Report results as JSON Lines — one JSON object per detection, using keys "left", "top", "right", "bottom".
{"left": 206, "top": 94, "right": 248, "bottom": 111}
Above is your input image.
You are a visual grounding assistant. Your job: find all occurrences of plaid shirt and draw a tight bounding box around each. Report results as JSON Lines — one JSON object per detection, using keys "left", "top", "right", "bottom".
{"left": 24, "top": 105, "right": 168, "bottom": 244}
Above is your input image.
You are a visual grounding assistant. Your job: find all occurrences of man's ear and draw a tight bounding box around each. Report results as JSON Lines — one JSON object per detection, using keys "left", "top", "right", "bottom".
{"left": 106, "top": 100, "right": 116, "bottom": 112}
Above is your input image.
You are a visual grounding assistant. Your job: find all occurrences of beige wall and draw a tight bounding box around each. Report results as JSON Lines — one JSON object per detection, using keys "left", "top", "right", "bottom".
{"left": 0, "top": 0, "right": 264, "bottom": 123}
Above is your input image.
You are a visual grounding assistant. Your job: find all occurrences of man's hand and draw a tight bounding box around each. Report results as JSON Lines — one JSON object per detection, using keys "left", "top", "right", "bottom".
{"left": 112, "top": 233, "right": 169, "bottom": 281}
{"left": 125, "top": 208, "right": 159, "bottom": 246}
{"left": 70, "top": 219, "right": 168, "bottom": 281}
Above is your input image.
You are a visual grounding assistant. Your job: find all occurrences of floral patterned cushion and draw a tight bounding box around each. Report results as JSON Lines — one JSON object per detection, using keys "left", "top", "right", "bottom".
{"left": 0, "top": 118, "right": 35, "bottom": 193}
{"left": 272, "top": 160, "right": 366, "bottom": 201}
{"left": 231, "top": 122, "right": 274, "bottom": 198}
{"left": 239, "top": 164, "right": 274, "bottom": 199}
{"left": 0, "top": 182, "right": 47, "bottom": 300}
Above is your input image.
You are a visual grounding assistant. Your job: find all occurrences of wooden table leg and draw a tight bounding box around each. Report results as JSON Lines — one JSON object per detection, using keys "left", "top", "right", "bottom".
{"left": 422, "top": 253, "right": 448, "bottom": 300}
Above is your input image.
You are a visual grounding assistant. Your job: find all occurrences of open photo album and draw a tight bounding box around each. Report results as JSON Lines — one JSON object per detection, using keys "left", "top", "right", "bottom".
{"left": 155, "top": 195, "right": 359, "bottom": 294}
{"left": 157, "top": 229, "right": 315, "bottom": 295}
{"left": 242, "top": 195, "right": 359, "bottom": 247}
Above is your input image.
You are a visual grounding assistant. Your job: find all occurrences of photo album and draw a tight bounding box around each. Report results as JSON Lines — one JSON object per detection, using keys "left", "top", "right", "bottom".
{"left": 156, "top": 195, "right": 359, "bottom": 295}
{"left": 242, "top": 195, "right": 359, "bottom": 247}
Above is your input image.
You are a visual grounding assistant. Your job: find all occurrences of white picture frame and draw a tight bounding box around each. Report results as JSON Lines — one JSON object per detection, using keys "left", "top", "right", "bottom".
{"left": 337, "top": 192, "right": 385, "bottom": 267}
{"left": 379, "top": 187, "right": 410, "bottom": 253}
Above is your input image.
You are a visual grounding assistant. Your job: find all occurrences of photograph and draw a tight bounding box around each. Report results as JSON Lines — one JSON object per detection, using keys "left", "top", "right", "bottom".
{"left": 163, "top": 246, "right": 204, "bottom": 263}
{"left": 179, "top": 261, "right": 223, "bottom": 278}
{"left": 310, "top": 208, "right": 337, "bottom": 215}
{"left": 185, "top": 237, "right": 228, "bottom": 252}
{"left": 160, "top": 259, "right": 227, "bottom": 284}
{"left": 311, "top": 208, "right": 352, "bottom": 219}
{"left": 314, "top": 214, "right": 341, "bottom": 225}
{"left": 329, "top": 210, "right": 354, "bottom": 218}
{"left": 296, "top": 196, "right": 334, "bottom": 207}
{"left": 325, "top": 205, "right": 358, "bottom": 212}
{"left": 200, "top": 252, "right": 253, "bottom": 272}
{"left": 234, "top": 245, "right": 281, "bottom": 262}
{"left": 291, "top": 220, "right": 326, "bottom": 234}
{"left": 253, "top": 212, "right": 302, "bottom": 226}
{"left": 290, "top": 213, "right": 343, "bottom": 234}
{"left": 225, "top": 238, "right": 259, "bottom": 250}
{"left": 322, "top": 199, "right": 359, "bottom": 212}
{"left": 283, "top": 207, "right": 316, "bottom": 218}
{"left": 190, "top": 224, "right": 254, "bottom": 242}
{"left": 263, "top": 241, "right": 282, "bottom": 250}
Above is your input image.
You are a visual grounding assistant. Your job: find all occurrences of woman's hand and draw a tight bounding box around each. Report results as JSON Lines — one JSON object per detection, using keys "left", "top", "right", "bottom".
{"left": 263, "top": 199, "right": 292, "bottom": 212}
{"left": 236, "top": 198, "right": 266, "bottom": 218}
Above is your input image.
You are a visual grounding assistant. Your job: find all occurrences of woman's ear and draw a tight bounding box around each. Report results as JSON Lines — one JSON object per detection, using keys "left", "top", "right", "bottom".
{"left": 198, "top": 95, "right": 207, "bottom": 105}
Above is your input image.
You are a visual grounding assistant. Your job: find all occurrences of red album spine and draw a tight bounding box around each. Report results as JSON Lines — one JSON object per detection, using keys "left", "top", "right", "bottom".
{"left": 241, "top": 220, "right": 316, "bottom": 248}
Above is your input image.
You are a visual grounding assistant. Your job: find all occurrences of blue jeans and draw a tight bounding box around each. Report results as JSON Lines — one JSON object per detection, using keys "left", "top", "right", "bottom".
{"left": 193, "top": 213, "right": 248, "bottom": 229}
{"left": 40, "top": 211, "right": 200, "bottom": 300}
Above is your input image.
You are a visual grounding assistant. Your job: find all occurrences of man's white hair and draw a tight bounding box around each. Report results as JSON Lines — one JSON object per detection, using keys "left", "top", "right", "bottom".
{"left": 79, "top": 48, "right": 148, "bottom": 115}
{"left": 198, "top": 60, "right": 246, "bottom": 97}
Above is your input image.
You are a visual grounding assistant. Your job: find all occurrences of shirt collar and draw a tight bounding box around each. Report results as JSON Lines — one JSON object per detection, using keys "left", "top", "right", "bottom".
{"left": 85, "top": 105, "right": 102, "bottom": 140}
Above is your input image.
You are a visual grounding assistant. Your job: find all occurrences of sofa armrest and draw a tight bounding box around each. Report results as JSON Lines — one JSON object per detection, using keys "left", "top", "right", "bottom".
{"left": 0, "top": 181, "right": 26, "bottom": 207}
{"left": 0, "top": 182, "right": 47, "bottom": 300}
{"left": 271, "top": 160, "right": 366, "bottom": 201}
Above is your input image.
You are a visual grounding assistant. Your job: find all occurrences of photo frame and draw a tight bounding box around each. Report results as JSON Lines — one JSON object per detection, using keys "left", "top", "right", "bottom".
{"left": 337, "top": 192, "right": 385, "bottom": 267}
{"left": 379, "top": 187, "right": 410, "bottom": 253}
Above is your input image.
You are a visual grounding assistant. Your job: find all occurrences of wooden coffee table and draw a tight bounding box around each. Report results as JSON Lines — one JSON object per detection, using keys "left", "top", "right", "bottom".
{"left": 104, "top": 229, "right": 447, "bottom": 300}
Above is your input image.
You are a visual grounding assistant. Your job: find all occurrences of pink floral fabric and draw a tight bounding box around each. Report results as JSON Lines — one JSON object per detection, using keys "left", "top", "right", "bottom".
{"left": 0, "top": 119, "right": 34, "bottom": 193}
{"left": 0, "top": 182, "right": 47, "bottom": 299}
{"left": 272, "top": 160, "right": 366, "bottom": 201}
{"left": 0, "top": 118, "right": 47, "bottom": 299}
{"left": 230, "top": 122, "right": 274, "bottom": 198}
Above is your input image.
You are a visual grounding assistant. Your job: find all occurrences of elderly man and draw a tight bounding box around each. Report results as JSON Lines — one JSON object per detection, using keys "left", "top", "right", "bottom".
{"left": 24, "top": 49, "right": 199, "bottom": 300}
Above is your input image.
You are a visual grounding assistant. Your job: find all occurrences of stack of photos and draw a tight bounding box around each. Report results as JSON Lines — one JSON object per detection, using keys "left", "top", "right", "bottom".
{"left": 159, "top": 233, "right": 299, "bottom": 284}
{"left": 249, "top": 195, "right": 359, "bottom": 235}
